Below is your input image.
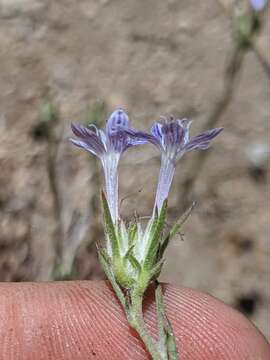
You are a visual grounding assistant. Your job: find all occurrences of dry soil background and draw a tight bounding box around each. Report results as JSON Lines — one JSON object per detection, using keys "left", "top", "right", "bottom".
{"left": 0, "top": 0, "right": 270, "bottom": 342}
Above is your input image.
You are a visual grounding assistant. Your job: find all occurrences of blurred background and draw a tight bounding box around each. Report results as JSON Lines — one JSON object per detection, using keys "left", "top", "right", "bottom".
{"left": 0, "top": 0, "right": 270, "bottom": 340}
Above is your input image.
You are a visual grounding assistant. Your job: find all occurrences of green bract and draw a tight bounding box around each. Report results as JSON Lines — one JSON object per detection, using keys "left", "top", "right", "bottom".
{"left": 100, "top": 192, "right": 166, "bottom": 291}
{"left": 100, "top": 191, "right": 195, "bottom": 295}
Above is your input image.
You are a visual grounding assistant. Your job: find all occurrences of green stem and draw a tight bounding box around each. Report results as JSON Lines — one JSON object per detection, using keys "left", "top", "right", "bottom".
{"left": 177, "top": 44, "right": 244, "bottom": 212}
{"left": 155, "top": 284, "right": 178, "bottom": 360}
{"left": 251, "top": 40, "right": 270, "bottom": 83}
{"left": 129, "top": 291, "right": 164, "bottom": 360}
{"left": 100, "top": 253, "right": 179, "bottom": 358}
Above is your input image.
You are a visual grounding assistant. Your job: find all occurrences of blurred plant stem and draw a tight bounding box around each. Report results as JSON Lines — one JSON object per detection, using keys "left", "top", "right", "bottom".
{"left": 217, "top": 0, "right": 270, "bottom": 80}
{"left": 40, "top": 102, "right": 65, "bottom": 279}
{"left": 177, "top": 0, "right": 270, "bottom": 212}
{"left": 178, "top": 44, "right": 245, "bottom": 211}
{"left": 252, "top": 40, "right": 270, "bottom": 81}
{"left": 51, "top": 101, "right": 106, "bottom": 280}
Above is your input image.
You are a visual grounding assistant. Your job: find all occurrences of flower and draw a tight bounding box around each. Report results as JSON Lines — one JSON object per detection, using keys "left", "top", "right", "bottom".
{"left": 250, "top": 0, "right": 267, "bottom": 11}
{"left": 70, "top": 108, "right": 145, "bottom": 222}
{"left": 128, "top": 117, "right": 223, "bottom": 211}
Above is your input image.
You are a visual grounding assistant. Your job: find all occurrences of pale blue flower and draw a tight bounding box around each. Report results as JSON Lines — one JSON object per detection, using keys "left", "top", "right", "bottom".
{"left": 70, "top": 108, "right": 145, "bottom": 222}
{"left": 250, "top": 0, "right": 267, "bottom": 11}
{"left": 128, "top": 117, "right": 223, "bottom": 211}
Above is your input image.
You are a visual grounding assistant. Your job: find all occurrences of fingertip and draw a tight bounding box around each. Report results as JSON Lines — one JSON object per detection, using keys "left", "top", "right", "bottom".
{"left": 67, "top": 282, "right": 270, "bottom": 359}
{"left": 0, "top": 281, "right": 269, "bottom": 360}
{"left": 160, "top": 284, "right": 270, "bottom": 359}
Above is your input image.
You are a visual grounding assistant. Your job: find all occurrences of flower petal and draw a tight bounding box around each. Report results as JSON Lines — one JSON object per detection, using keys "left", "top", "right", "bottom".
{"left": 71, "top": 123, "right": 94, "bottom": 139}
{"left": 109, "top": 130, "right": 130, "bottom": 153}
{"left": 69, "top": 138, "right": 99, "bottom": 156}
{"left": 184, "top": 127, "right": 223, "bottom": 152}
{"left": 106, "top": 108, "right": 129, "bottom": 134}
{"left": 177, "top": 119, "right": 192, "bottom": 144}
{"left": 151, "top": 122, "right": 163, "bottom": 142}
{"left": 71, "top": 123, "right": 105, "bottom": 156}
{"left": 125, "top": 128, "right": 160, "bottom": 148}
{"left": 161, "top": 121, "right": 185, "bottom": 149}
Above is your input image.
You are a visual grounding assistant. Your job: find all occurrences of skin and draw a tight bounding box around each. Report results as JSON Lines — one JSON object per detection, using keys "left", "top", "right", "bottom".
{"left": 0, "top": 281, "right": 269, "bottom": 359}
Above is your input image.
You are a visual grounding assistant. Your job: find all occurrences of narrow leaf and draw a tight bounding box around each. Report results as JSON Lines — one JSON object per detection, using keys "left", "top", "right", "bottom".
{"left": 159, "top": 201, "right": 196, "bottom": 259}
{"left": 128, "top": 254, "right": 142, "bottom": 273}
{"left": 101, "top": 191, "right": 120, "bottom": 258}
{"left": 149, "top": 259, "right": 164, "bottom": 281}
{"left": 143, "top": 200, "right": 168, "bottom": 268}
{"left": 128, "top": 222, "right": 138, "bottom": 246}
{"left": 170, "top": 201, "right": 196, "bottom": 239}
{"left": 124, "top": 244, "right": 135, "bottom": 259}
{"left": 156, "top": 282, "right": 167, "bottom": 356}
{"left": 123, "top": 245, "right": 142, "bottom": 273}
{"left": 98, "top": 250, "right": 129, "bottom": 312}
{"left": 155, "top": 283, "right": 178, "bottom": 360}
